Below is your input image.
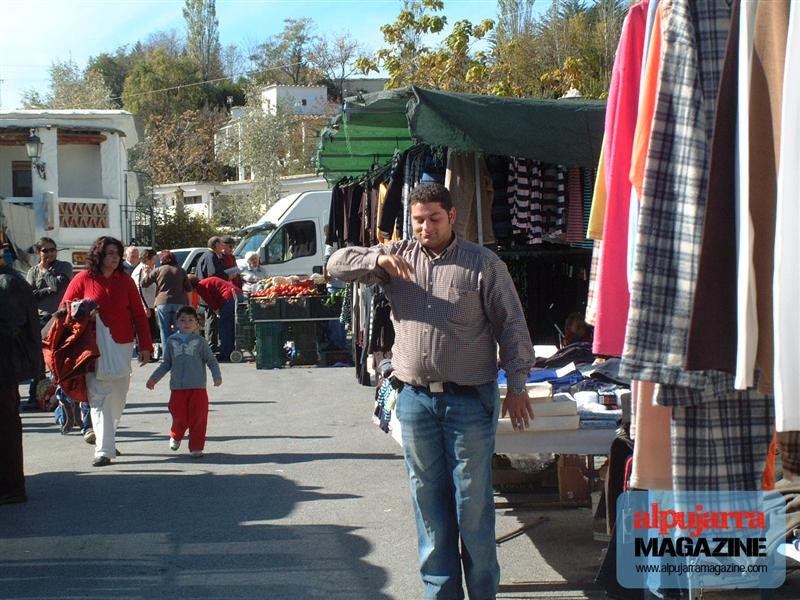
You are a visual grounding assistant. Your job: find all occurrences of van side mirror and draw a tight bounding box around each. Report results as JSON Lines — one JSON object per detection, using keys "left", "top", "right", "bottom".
{"left": 259, "top": 247, "right": 269, "bottom": 265}
{"left": 312, "top": 266, "right": 322, "bottom": 274}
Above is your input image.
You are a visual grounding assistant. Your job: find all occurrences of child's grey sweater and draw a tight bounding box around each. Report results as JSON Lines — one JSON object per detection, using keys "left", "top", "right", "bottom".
{"left": 149, "top": 333, "right": 221, "bottom": 389}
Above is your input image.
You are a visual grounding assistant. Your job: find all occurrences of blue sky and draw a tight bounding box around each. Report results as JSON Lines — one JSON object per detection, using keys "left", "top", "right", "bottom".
{"left": 0, "top": 0, "right": 506, "bottom": 111}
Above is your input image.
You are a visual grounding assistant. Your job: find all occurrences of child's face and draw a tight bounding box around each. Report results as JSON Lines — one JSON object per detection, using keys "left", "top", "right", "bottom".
{"left": 176, "top": 313, "right": 198, "bottom": 335}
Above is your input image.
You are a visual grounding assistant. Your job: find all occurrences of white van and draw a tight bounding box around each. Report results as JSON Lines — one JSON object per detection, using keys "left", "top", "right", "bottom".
{"left": 233, "top": 190, "right": 331, "bottom": 277}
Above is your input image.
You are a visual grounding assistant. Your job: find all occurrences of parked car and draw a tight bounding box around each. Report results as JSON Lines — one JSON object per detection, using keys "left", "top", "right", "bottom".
{"left": 170, "top": 247, "right": 207, "bottom": 275}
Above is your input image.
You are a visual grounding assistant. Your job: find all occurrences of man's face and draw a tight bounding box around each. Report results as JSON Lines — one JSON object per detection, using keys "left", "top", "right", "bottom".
{"left": 223, "top": 243, "right": 234, "bottom": 255}
{"left": 39, "top": 243, "right": 57, "bottom": 266}
{"left": 411, "top": 201, "right": 456, "bottom": 254}
{"left": 125, "top": 247, "right": 139, "bottom": 264}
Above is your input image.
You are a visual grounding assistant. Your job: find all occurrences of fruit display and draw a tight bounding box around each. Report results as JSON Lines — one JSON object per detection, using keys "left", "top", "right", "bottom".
{"left": 249, "top": 274, "right": 325, "bottom": 299}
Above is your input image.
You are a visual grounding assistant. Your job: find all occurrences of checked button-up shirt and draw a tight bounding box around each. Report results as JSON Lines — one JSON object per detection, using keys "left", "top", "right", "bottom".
{"left": 328, "top": 236, "right": 534, "bottom": 392}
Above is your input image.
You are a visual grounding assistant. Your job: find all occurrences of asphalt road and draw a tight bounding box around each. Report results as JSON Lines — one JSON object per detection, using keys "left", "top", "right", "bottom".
{"left": 3, "top": 362, "right": 797, "bottom": 599}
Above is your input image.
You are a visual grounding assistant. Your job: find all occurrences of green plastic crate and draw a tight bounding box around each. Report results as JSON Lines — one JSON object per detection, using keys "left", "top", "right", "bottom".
{"left": 255, "top": 322, "right": 286, "bottom": 369}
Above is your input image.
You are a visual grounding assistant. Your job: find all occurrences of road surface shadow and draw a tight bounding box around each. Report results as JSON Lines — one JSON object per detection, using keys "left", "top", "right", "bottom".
{"left": 0, "top": 471, "right": 389, "bottom": 599}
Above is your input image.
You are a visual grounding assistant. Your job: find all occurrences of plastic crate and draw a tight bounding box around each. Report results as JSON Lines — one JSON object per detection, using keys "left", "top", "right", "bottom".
{"left": 281, "top": 296, "right": 311, "bottom": 319}
{"left": 309, "top": 295, "right": 343, "bottom": 319}
{"left": 286, "top": 321, "right": 318, "bottom": 366}
{"left": 255, "top": 322, "right": 286, "bottom": 369}
{"left": 249, "top": 298, "right": 281, "bottom": 321}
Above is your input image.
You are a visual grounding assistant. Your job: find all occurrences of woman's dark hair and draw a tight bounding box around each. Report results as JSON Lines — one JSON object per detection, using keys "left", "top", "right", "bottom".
{"left": 176, "top": 305, "right": 198, "bottom": 320}
{"left": 141, "top": 248, "right": 157, "bottom": 261}
{"left": 85, "top": 236, "right": 125, "bottom": 275}
{"left": 186, "top": 273, "right": 199, "bottom": 289}
{"left": 34, "top": 237, "right": 57, "bottom": 253}
{"left": 160, "top": 251, "right": 177, "bottom": 266}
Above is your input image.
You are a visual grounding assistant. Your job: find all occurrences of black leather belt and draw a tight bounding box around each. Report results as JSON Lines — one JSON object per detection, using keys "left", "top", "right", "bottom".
{"left": 397, "top": 379, "right": 477, "bottom": 395}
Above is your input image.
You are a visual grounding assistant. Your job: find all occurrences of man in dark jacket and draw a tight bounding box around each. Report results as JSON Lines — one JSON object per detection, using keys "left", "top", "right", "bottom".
{"left": 24, "top": 236, "right": 73, "bottom": 410}
{"left": 0, "top": 245, "right": 43, "bottom": 505}
{"left": 195, "top": 237, "right": 228, "bottom": 353}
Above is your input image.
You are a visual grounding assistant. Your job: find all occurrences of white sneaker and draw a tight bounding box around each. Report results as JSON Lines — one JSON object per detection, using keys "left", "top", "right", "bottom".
{"left": 190, "top": 450, "right": 204, "bottom": 458}
{"left": 169, "top": 438, "right": 180, "bottom": 451}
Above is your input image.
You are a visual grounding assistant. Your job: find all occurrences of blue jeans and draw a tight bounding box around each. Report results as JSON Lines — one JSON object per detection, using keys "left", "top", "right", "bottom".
{"left": 156, "top": 303, "right": 183, "bottom": 346}
{"left": 395, "top": 381, "right": 500, "bottom": 600}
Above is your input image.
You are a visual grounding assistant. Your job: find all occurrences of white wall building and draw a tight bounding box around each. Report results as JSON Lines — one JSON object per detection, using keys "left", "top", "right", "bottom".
{"left": 0, "top": 110, "right": 139, "bottom": 269}
{"left": 260, "top": 84, "right": 327, "bottom": 116}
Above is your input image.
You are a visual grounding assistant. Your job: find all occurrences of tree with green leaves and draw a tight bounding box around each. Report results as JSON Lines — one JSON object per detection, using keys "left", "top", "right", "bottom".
{"left": 249, "top": 18, "right": 316, "bottom": 85}
{"left": 21, "top": 58, "right": 115, "bottom": 109}
{"left": 183, "top": 0, "right": 223, "bottom": 81}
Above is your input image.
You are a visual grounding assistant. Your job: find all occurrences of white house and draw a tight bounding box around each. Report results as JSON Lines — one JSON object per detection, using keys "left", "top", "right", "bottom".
{"left": 260, "top": 84, "right": 327, "bottom": 116}
{"left": 0, "top": 110, "right": 140, "bottom": 269}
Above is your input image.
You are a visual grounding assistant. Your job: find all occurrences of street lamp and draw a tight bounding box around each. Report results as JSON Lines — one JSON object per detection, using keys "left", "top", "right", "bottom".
{"left": 25, "top": 129, "right": 47, "bottom": 180}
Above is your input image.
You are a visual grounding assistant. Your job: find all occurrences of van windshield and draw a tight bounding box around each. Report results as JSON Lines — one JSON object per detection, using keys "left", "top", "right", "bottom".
{"left": 234, "top": 230, "right": 269, "bottom": 258}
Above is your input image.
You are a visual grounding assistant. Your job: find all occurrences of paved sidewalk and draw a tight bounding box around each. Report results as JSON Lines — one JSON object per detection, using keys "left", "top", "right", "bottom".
{"left": 2, "top": 363, "right": 797, "bottom": 599}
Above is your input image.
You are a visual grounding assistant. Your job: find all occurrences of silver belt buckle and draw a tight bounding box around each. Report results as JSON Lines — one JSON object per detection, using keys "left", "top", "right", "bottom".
{"left": 429, "top": 381, "right": 444, "bottom": 393}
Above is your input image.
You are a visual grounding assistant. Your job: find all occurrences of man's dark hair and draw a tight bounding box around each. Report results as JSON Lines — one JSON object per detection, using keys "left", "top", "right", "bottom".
{"left": 408, "top": 182, "right": 452, "bottom": 211}
{"left": 176, "top": 305, "right": 199, "bottom": 320}
{"left": 86, "top": 236, "right": 125, "bottom": 275}
{"left": 220, "top": 235, "right": 235, "bottom": 245}
{"left": 34, "top": 237, "right": 57, "bottom": 252}
{"left": 207, "top": 236, "right": 222, "bottom": 249}
{"left": 141, "top": 248, "right": 157, "bottom": 261}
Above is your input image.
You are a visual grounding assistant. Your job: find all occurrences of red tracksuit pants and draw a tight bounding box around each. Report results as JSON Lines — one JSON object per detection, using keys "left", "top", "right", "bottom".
{"left": 169, "top": 388, "right": 209, "bottom": 452}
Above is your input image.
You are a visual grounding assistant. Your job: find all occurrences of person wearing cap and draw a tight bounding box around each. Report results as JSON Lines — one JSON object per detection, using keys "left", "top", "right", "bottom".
{"left": 220, "top": 235, "right": 242, "bottom": 288}
{"left": 328, "top": 182, "right": 534, "bottom": 600}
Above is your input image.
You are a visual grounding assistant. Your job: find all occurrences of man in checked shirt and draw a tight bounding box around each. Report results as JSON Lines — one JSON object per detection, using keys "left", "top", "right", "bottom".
{"left": 328, "top": 182, "right": 534, "bottom": 600}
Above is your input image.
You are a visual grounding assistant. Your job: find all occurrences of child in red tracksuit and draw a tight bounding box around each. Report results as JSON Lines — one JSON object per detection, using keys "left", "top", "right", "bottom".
{"left": 146, "top": 306, "right": 221, "bottom": 457}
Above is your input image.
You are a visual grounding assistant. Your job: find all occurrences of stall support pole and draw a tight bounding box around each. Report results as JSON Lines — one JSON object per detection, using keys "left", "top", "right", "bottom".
{"left": 474, "top": 152, "right": 484, "bottom": 246}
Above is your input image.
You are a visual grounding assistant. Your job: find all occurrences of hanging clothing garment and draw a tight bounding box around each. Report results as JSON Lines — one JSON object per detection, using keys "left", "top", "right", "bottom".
{"left": 586, "top": 140, "right": 607, "bottom": 240}
{"left": 564, "top": 167, "right": 585, "bottom": 243}
{"left": 621, "top": 0, "right": 732, "bottom": 390}
{"left": 626, "top": 0, "right": 663, "bottom": 285}
{"left": 734, "top": 0, "right": 760, "bottom": 390}
{"left": 685, "top": 0, "right": 740, "bottom": 374}
{"left": 592, "top": 0, "right": 646, "bottom": 358}
{"left": 507, "top": 157, "right": 543, "bottom": 245}
{"left": 774, "top": 5, "right": 800, "bottom": 432}
{"left": 748, "top": 0, "right": 790, "bottom": 396}
{"left": 629, "top": 380, "right": 672, "bottom": 491}
{"left": 444, "top": 151, "right": 495, "bottom": 245}
{"left": 671, "top": 393, "right": 773, "bottom": 491}
{"left": 584, "top": 239, "right": 603, "bottom": 327}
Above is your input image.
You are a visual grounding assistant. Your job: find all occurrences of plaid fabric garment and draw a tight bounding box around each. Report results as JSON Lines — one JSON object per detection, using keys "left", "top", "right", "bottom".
{"left": 621, "top": 0, "right": 733, "bottom": 389}
{"left": 671, "top": 392, "right": 773, "bottom": 491}
{"left": 777, "top": 432, "right": 800, "bottom": 479}
{"left": 585, "top": 239, "right": 603, "bottom": 326}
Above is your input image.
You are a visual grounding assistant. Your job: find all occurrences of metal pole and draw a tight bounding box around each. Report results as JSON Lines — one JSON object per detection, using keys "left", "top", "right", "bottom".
{"left": 474, "top": 152, "right": 484, "bottom": 246}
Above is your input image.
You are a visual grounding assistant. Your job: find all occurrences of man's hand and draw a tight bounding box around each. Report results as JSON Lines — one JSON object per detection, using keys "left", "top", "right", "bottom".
{"left": 214, "top": 377, "right": 222, "bottom": 387}
{"left": 501, "top": 390, "right": 534, "bottom": 431}
{"left": 377, "top": 254, "right": 414, "bottom": 281}
{"left": 138, "top": 350, "right": 151, "bottom": 365}
{"left": 146, "top": 378, "right": 156, "bottom": 390}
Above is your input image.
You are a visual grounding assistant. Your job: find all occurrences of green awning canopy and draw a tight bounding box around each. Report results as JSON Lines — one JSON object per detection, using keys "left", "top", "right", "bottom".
{"left": 317, "top": 86, "right": 606, "bottom": 183}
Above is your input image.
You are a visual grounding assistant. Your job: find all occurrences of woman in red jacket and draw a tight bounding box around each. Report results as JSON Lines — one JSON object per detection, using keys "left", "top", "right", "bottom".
{"left": 63, "top": 237, "right": 153, "bottom": 467}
